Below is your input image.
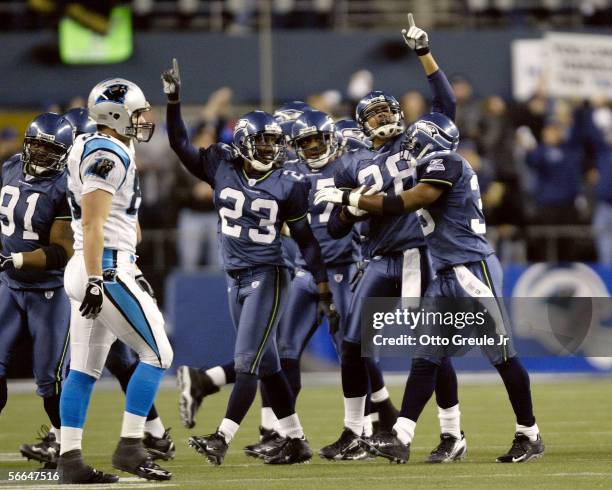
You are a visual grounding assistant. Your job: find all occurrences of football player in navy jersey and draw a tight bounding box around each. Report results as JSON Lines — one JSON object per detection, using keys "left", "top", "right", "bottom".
{"left": 0, "top": 113, "right": 74, "bottom": 467}
{"left": 316, "top": 112, "right": 544, "bottom": 464}
{"left": 163, "top": 59, "right": 338, "bottom": 465}
{"left": 320, "top": 13, "right": 464, "bottom": 462}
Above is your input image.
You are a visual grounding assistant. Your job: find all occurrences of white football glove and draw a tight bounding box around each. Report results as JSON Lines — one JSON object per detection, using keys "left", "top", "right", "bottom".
{"left": 347, "top": 185, "right": 378, "bottom": 217}
{"left": 161, "top": 58, "right": 181, "bottom": 101}
{"left": 401, "top": 13, "right": 429, "bottom": 54}
{"left": 314, "top": 187, "right": 346, "bottom": 206}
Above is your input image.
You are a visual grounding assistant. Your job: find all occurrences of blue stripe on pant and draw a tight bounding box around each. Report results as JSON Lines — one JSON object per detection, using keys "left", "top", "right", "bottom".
{"left": 104, "top": 278, "right": 161, "bottom": 364}
{"left": 226, "top": 266, "right": 290, "bottom": 377}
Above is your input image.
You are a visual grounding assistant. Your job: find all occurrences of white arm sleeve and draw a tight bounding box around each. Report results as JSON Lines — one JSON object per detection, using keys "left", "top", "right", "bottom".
{"left": 80, "top": 150, "right": 128, "bottom": 196}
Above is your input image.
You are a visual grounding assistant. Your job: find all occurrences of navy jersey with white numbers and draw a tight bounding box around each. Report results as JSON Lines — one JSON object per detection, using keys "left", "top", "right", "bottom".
{"left": 0, "top": 154, "right": 71, "bottom": 289}
{"left": 334, "top": 142, "right": 425, "bottom": 258}
{"left": 285, "top": 158, "right": 361, "bottom": 267}
{"left": 415, "top": 151, "right": 493, "bottom": 271}
{"left": 190, "top": 143, "right": 310, "bottom": 270}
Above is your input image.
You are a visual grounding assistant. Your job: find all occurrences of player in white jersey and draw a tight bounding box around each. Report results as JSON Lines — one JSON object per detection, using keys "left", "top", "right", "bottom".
{"left": 58, "top": 78, "right": 173, "bottom": 484}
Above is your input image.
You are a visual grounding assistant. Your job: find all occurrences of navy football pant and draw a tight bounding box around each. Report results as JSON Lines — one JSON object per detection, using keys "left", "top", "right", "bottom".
{"left": 0, "top": 283, "right": 70, "bottom": 398}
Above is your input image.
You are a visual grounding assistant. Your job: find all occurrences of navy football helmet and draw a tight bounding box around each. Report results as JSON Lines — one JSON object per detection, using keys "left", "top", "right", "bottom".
{"left": 355, "top": 91, "right": 404, "bottom": 140}
{"left": 22, "top": 112, "right": 74, "bottom": 177}
{"left": 233, "top": 111, "right": 286, "bottom": 172}
{"left": 335, "top": 119, "right": 371, "bottom": 154}
{"left": 400, "top": 112, "right": 459, "bottom": 164}
{"left": 291, "top": 110, "right": 338, "bottom": 169}
{"left": 63, "top": 107, "right": 97, "bottom": 136}
{"left": 274, "top": 101, "right": 313, "bottom": 142}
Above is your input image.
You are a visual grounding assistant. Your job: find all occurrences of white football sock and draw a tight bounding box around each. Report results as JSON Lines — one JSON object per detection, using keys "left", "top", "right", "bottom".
{"left": 371, "top": 386, "right": 390, "bottom": 404}
{"left": 121, "top": 411, "right": 146, "bottom": 439}
{"left": 51, "top": 426, "right": 61, "bottom": 442}
{"left": 59, "top": 427, "right": 82, "bottom": 455}
{"left": 438, "top": 404, "right": 461, "bottom": 439}
{"left": 277, "top": 413, "right": 304, "bottom": 439}
{"left": 144, "top": 416, "right": 165, "bottom": 438}
{"left": 219, "top": 418, "right": 240, "bottom": 444}
{"left": 363, "top": 414, "right": 373, "bottom": 437}
{"left": 205, "top": 366, "right": 227, "bottom": 387}
{"left": 516, "top": 422, "right": 539, "bottom": 442}
{"left": 393, "top": 417, "right": 416, "bottom": 445}
{"left": 344, "top": 396, "right": 366, "bottom": 436}
{"left": 261, "top": 407, "right": 278, "bottom": 431}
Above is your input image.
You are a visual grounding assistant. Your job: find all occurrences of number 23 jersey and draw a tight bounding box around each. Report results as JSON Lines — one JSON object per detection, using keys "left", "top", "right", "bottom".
{"left": 195, "top": 144, "right": 310, "bottom": 271}
{"left": 66, "top": 133, "right": 141, "bottom": 255}
{"left": 415, "top": 151, "right": 493, "bottom": 271}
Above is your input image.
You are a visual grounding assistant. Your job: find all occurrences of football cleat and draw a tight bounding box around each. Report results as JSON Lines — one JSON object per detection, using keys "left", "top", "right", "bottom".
{"left": 143, "top": 428, "right": 176, "bottom": 461}
{"left": 264, "top": 437, "right": 313, "bottom": 465}
{"left": 112, "top": 437, "right": 172, "bottom": 480}
{"left": 364, "top": 430, "right": 410, "bottom": 464}
{"left": 319, "top": 427, "right": 364, "bottom": 460}
{"left": 58, "top": 449, "right": 119, "bottom": 484}
{"left": 20, "top": 425, "right": 60, "bottom": 465}
{"left": 188, "top": 432, "right": 228, "bottom": 466}
{"left": 496, "top": 433, "right": 544, "bottom": 463}
{"left": 177, "top": 365, "right": 220, "bottom": 429}
{"left": 426, "top": 432, "right": 467, "bottom": 463}
{"left": 244, "top": 426, "right": 284, "bottom": 459}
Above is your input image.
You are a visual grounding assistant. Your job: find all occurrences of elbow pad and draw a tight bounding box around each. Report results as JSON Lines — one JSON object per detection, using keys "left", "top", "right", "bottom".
{"left": 42, "top": 244, "right": 69, "bottom": 270}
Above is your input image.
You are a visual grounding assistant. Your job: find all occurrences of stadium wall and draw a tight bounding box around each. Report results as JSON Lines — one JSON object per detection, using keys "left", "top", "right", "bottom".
{"left": 0, "top": 28, "right": 579, "bottom": 107}
{"left": 166, "top": 264, "right": 612, "bottom": 374}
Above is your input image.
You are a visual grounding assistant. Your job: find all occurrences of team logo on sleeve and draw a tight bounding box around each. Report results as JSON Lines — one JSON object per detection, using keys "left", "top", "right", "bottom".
{"left": 426, "top": 159, "right": 445, "bottom": 172}
{"left": 85, "top": 156, "right": 115, "bottom": 179}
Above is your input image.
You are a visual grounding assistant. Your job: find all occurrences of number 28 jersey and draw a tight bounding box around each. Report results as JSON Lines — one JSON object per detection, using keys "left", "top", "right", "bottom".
{"left": 415, "top": 151, "right": 493, "bottom": 271}
{"left": 195, "top": 144, "right": 310, "bottom": 271}
{"left": 66, "top": 133, "right": 141, "bottom": 255}
{"left": 0, "top": 154, "right": 71, "bottom": 289}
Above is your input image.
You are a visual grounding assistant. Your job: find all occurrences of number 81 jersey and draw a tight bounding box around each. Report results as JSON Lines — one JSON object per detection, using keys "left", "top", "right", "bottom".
{"left": 66, "top": 133, "right": 141, "bottom": 254}
{"left": 415, "top": 151, "right": 493, "bottom": 271}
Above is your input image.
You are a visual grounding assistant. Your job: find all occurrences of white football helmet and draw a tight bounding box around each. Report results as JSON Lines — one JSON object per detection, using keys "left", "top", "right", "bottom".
{"left": 87, "top": 78, "right": 155, "bottom": 142}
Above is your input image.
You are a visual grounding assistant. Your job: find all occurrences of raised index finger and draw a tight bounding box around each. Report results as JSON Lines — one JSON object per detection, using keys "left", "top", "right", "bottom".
{"left": 407, "top": 13, "right": 415, "bottom": 27}
{"left": 172, "top": 58, "right": 180, "bottom": 77}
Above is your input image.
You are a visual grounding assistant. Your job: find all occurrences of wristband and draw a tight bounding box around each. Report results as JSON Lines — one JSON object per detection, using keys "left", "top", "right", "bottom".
{"left": 11, "top": 253, "right": 23, "bottom": 269}
{"left": 416, "top": 46, "right": 431, "bottom": 56}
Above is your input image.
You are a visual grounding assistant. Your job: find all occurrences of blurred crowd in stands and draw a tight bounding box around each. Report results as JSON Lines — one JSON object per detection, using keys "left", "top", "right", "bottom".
{"left": 2, "top": 72, "right": 612, "bottom": 273}
{"left": 3, "top": 0, "right": 612, "bottom": 32}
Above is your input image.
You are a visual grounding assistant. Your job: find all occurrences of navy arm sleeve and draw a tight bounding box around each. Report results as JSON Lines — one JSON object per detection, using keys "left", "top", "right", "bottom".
{"left": 288, "top": 218, "right": 328, "bottom": 284}
{"left": 428, "top": 69, "right": 456, "bottom": 121}
{"left": 167, "top": 102, "right": 229, "bottom": 185}
{"left": 417, "top": 154, "right": 463, "bottom": 188}
{"left": 327, "top": 161, "right": 360, "bottom": 239}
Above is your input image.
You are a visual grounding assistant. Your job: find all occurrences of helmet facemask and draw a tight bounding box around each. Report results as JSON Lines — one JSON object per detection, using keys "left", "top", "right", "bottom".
{"left": 362, "top": 102, "right": 404, "bottom": 140}
{"left": 23, "top": 138, "right": 68, "bottom": 177}
{"left": 244, "top": 131, "right": 286, "bottom": 172}
{"left": 294, "top": 131, "right": 337, "bottom": 169}
{"left": 125, "top": 107, "right": 155, "bottom": 143}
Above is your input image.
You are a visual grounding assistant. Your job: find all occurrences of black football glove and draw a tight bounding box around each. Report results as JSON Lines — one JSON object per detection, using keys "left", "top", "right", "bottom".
{"left": 0, "top": 253, "right": 14, "bottom": 272}
{"left": 161, "top": 58, "right": 181, "bottom": 102}
{"left": 317, "top": 291, "right": 340, "bottom": 336}
{"left": 80, "top": 276, "right": 104, "bottom": 319}
{"left": 135, "top": 273, "right": 156, "bottom": 301}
